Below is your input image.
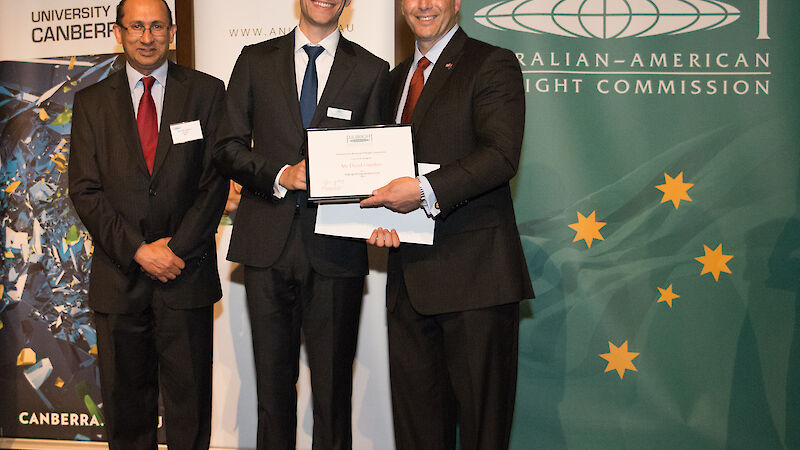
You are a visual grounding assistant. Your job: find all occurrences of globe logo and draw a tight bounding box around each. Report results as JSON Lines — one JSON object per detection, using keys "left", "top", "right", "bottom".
{"left": 474, "top": 0, "right": 741, "bottom": 39}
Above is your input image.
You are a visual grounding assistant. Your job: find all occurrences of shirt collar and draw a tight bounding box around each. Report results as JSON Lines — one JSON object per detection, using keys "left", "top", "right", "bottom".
{"left": 414, "top": 24, "right": 459, "bottom": 67}
{"left": 295, "top": 26, "right": 341, "bottom": 57}
{"left": 126, "top": 59, "right": 168, "bottom": 92}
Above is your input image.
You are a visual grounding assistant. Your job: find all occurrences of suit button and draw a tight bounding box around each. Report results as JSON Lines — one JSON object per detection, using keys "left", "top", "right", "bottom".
{"left": 148, "top": 189, "right": 156, "bottom": 197}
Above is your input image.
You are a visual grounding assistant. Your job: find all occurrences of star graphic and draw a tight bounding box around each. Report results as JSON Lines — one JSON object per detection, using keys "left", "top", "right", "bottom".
{"left": 657, "top": 284, "right": 680, "bottom": 308}
{"left": 600, "top": 341, "right": 639, "bottom": 379}
{"left": 695, "top": 244, "right": 733, "bottom": 281}
{"left": 568, "top": 210, "right": 606, "bottom": 248}
{"left": 655, "top": 172, "right": 693, "bottom": 209}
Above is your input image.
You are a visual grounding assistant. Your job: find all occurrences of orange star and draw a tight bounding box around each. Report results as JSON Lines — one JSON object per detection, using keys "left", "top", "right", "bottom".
{"left": 657, "top": 284, "right": 680, "bottom": 308}
{"left": 695, "top": 244, "right": 733, "bottom": 281}
{"left": 600, "top": 341, "right": 639, "bottom": 379}
{"left": 656, "top": 172, "right": 693, "bottom": 209}
{"left": 568, "top": 211, "right": 606, "bottom": 248}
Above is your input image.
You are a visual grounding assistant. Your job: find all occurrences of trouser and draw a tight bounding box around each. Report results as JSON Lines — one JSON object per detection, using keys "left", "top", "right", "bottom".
{"left": 244, "top": 224, "right": 364, "bottom": 450}
{"left": 94, "top": 298, "right": 213, "bottom": 450}
{"left": 387, "top": 269, "right": 520, "bottom": 450}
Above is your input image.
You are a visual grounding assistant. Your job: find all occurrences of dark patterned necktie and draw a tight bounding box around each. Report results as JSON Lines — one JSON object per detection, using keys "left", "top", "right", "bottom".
{"left": 300, "top": 45, "right": 325, "bottom": 129}
{"left": 137, "top": 76, "right": 158, "bottom": 174}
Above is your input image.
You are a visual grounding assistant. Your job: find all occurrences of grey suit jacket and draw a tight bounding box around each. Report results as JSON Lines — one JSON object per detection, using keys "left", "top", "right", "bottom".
{"left": 68, "top": 61, "right": 228, "bottom": 314}
{"left": 388, "top": 28, "right": 534, "bottom": 314}
{"left": 214, "top": 30, "right": 390, "bottom": 276}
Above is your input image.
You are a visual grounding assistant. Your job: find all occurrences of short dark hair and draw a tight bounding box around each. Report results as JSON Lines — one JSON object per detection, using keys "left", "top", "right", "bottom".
{"left": 116, "top": 0, "right": 174, "bottom": 27}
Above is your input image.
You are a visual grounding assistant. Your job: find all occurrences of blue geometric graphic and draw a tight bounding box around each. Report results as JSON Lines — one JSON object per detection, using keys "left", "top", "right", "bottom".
{"left": 474, "top": 0, "right": 741, "bottom": 38}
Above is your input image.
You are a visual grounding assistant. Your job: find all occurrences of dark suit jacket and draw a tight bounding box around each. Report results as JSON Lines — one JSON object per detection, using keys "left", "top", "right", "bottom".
{"left": 388, "top": 28, "right": 534, "bottom": 315}
{"left": 214, "top": 30, "right": 389, "bottom": 277}
{"left": 68, "top": 61, "right": 228, "bottom": 314}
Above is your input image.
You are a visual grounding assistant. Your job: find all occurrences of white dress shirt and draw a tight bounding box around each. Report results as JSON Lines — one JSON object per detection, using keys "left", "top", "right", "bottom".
{"left": 274, "top": 27, "right": 341, "bottom": 198}
{"left": 396, "top": 24, "right": 460, "bottom": 217}
{"left": 127, "top": 60, "right": 168, "bottom": 128}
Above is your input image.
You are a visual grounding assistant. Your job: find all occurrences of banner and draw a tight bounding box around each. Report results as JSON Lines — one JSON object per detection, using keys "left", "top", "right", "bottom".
{"left": 1, "top": 1, "right": 175, "bottom": 443}
{"left": 0, "top": 1, "right": 119, "bottom": 60}
{"left": 460, "top": 0, "right": 799, "bottom": 448}
{"left": 192, "top": 1, "right": 396, "bottom": 448}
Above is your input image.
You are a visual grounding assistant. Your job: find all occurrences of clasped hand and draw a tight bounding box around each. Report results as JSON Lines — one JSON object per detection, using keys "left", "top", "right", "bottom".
{"left": 134, "top": 237, "right": 185, "bottom": 283}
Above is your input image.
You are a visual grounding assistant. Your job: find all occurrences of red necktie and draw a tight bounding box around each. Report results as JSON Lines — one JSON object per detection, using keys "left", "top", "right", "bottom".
{"left": 137, "top": 76, "right": 158, "bottom": 174}
{"left": 401, "top": 57, "right": 430, "bottom": 124}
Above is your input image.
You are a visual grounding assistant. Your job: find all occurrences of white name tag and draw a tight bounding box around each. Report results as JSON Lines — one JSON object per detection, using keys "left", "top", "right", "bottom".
{"left": 170, "top": 120, "right": 203, "bottom": 144}
{"left": 327, "top": 107, "right": 352, "bottom": 121}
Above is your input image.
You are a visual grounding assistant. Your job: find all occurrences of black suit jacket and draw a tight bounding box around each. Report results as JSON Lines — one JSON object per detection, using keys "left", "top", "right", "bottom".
{"left": 214, "top": 30, "right": 389, "bottom": 277}
{"left": 388, "top": 28, "right": 534, "bottom": 314}
{"left": 68, "top": 61, "right": 228, "bottom": 314}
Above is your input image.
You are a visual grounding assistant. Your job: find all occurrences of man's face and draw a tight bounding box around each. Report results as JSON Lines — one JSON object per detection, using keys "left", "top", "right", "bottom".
{"left": 401, "top": 0, "right": 461, "bottom": 53}
{"left": 113, "top": 0, "right": 176, "bottom": 75}
{"left": 299, "top": 0, "right": 351, "bottom": 33}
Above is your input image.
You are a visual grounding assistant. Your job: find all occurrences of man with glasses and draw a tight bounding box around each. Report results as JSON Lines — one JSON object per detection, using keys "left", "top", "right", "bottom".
{"left": 213, "top": 1, "right": 388, "bottom": 448}
{"left": 68, "top": 0, "right": 227, "bottom": 447}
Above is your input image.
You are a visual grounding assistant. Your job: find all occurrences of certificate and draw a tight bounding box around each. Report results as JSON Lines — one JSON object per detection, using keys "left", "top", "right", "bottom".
{"left": 315, "top": 163, "right": 440, "bottom": 245}
{"left": 306, "top": 124, "right": 416, "bottom": 202}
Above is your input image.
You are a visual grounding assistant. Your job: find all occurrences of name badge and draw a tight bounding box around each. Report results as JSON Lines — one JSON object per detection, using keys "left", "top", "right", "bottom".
{"left": 170, "top": 120, "right": 203, "bottom": 144}
{"left": 327, "top": 107, "right": 352, "bottom": 121}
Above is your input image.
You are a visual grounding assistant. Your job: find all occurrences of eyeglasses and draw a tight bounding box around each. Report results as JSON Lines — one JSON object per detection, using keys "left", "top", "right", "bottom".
{"left": 117, "top": 22, "right": 170, "bottom": 37}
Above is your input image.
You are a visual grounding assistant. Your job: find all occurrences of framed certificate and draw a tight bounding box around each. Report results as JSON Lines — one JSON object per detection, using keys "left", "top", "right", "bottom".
{"left": 305, "top": 124, "right": 417, "bottom": 202}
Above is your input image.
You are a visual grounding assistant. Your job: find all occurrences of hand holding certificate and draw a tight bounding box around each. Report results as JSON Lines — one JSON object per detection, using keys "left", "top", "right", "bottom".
{"left": 315, "top": 163, "right": 439, "bottom": 246}
{"left": 306, "top": 125, "right": 416, "bottom": 202}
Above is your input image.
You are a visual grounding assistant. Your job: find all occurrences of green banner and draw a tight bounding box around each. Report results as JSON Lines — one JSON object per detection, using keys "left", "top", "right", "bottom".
{"left": 460, "top": 1, "right": 799, "bottom": 448}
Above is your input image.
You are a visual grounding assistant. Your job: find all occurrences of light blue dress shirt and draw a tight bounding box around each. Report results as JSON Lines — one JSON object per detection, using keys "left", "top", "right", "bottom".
{"left": 397, "top": 24, "right": 461, "bottom": 217}
{"left": 127, "top": 60, "right": 168, "bottom": 127}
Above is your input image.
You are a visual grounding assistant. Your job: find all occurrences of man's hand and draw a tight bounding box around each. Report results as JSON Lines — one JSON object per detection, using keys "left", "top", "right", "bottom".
{"left": 360, "top": 177, "right": 420, "bottom": 213}
{"left": 279, "top": 160, "right": 307, "bottom": 191}
{"left": 134, "top": 237, "right": 185, "bottom": 283}
{"left": 225, "top": 181, "right": 242, "bottom": 213}
{"left": 367, "top": 228, "right": 400, "bottom": 248}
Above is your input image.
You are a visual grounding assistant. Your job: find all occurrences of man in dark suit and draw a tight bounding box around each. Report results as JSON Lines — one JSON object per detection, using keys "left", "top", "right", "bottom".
{"left": 361, "top": 0, "right": 534, "bottom": 448}
{"left": 68, "top": 0, "right": 227, "bottom": 447}
{"left": 213, "top": 1, "right": 388, "bottom": 448}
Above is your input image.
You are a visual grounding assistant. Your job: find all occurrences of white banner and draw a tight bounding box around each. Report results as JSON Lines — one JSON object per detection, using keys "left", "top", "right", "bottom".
{"left": 0, "top": 0, "right": 176, "bottom": 61}
{"left": 196, "top": 1, "right": 396, "bottom": 449}
{"left": 195, "top": 0, "right": 394, "bottom": 84}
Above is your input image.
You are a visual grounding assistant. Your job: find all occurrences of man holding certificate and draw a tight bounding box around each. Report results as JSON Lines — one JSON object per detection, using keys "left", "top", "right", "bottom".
{"left": 213, "top": 0, "right": 389, "bottom": 448}
{"left": 360, "top": 0, "right": 534, "bottom": 448}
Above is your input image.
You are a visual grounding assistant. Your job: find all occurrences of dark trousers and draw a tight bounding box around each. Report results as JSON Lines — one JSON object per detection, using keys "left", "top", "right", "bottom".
{"left": 94, "top": 297, "right": 213, "bottom": 450}
{"left": 387, "top": 269, "right": 520, "bottom": 450}
{"left": 244, "top": 224, "right": 364, "bottom": 450}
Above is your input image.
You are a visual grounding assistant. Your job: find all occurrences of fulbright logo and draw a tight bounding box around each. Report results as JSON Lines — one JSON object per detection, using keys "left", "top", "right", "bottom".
{"left": 474, "top": 0, "right": 743, "bottom": 39}
{"left": 347, "top": 133, "right": 373, "bottom": 144}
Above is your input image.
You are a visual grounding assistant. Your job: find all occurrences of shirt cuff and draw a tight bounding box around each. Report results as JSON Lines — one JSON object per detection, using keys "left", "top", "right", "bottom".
{"left": 273, "top": 165, "right": 290, "bottom": 198}
{"left": 418, "top": 175, "right": 440, "bottom": 217}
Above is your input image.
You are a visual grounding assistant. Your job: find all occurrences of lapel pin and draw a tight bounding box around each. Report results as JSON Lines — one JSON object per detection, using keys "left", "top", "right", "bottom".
{"left": 445, "top": 62, "right": 454, "bottom": 70}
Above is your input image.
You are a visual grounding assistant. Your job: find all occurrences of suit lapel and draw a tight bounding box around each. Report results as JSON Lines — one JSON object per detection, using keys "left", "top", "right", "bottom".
{"left": 392, "top": 59, "right": 413, "bottom": 122}
{"left": 411, "top": 28, "right": 468, "bottom": 132}
{"left": 151, "top": 62, "right": 188, "bottom": 178}
{"left": 312, "top": 36, "right": 356, "bottom": 127}
{"left": 277, "top": 30, "right": 304, "bottom": 133}
{"left": 108, "top": 68, "right": 150, "bottom": 177}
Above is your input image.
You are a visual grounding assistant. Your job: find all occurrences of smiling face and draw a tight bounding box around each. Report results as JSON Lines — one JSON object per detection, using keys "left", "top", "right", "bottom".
{"left": 298, "top": 0, "right": 351, "bottom": 43}
{"left": 401, "top": 0, "right": 461, "bottom": 54}
{"left": 113, "top": 0, "right": 176, "bottom": 75}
